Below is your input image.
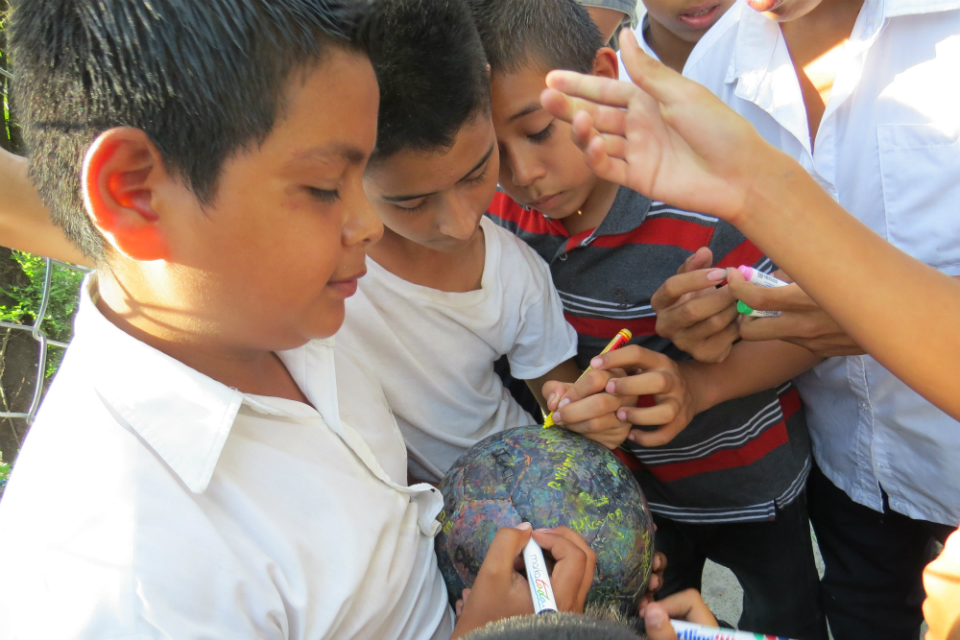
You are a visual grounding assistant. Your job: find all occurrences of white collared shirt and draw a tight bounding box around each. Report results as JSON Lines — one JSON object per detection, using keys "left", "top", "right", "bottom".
{"left": 684, "top": 0, "right": 960, "bottom": 525}
{"left": 0, "top": 277, "right": 454, "bottom": 639}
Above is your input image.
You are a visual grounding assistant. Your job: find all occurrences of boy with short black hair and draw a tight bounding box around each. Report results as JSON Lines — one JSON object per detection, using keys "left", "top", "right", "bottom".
{"left": 470, "top": 0, "right": 825, "bottom": 637}
{"left": 332, "top": 0, "right": 584, "bottom": 483}
{"left": 0, "top": 0, "right": 597, "bottom": 636}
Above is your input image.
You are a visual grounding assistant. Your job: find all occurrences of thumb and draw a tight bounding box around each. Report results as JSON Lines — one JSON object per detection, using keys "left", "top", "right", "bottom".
{"left": 643, "top": 604, "right": 678, "bottom": 640}
{"left": 482, "top": 523, "right": 533, "bottom": 573}
{"left": 678, "top": 247, "right": 714, "bottom": 274}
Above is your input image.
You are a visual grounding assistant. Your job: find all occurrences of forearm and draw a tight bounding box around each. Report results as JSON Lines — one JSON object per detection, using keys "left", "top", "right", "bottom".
{"left": 0, "top": 148, "right": 90, "bottom": 265}
{"left": 737, "top": 152, "right": 960, "bottom": 419}
{"left": 682, "top": 339, "right": 821, "bottom": 412}
{"left": 527, "top": 358, "right": 582, "bottom": 412}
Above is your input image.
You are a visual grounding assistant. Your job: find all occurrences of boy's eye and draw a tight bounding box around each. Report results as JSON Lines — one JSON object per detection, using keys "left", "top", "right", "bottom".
{"left": 464, "top": 166, "right": 488, "bottom": 186}
{"left": 529, "top": 121, "right": 555, "bottom": 144}
{"left": 307, "top": 187, "right": 341, "bottom": 203}
{"left": 396, "top": 198, "right": 428, "bottom": 212}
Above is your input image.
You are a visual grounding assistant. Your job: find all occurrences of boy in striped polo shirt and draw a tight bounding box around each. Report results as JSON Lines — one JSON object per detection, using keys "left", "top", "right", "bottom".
{"left": 468, "top": 0, "right": 825, "bottom": 638}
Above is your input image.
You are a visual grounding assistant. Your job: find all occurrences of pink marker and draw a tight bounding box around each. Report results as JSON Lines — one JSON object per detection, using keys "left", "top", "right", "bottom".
{"left": 738, "top": 266, "right": 789, "bottom": 289}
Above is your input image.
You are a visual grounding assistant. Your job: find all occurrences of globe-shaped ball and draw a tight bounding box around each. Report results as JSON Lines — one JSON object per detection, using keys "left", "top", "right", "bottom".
{"left": 435, "top": 425, "right": 655, "bottom": 614}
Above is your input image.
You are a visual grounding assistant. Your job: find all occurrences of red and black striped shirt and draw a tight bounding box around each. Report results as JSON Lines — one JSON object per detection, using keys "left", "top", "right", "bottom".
{"left": 487, "top": 188, "right": 811, "bottom": 523}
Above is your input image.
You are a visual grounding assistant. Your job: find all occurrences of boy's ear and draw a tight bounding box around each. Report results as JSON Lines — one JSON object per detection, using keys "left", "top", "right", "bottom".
{"left": 82, "top": 127, "right": 171, "bottom": 262}
{"left": 592, "top": 47, "right": 620, "bottom": 81}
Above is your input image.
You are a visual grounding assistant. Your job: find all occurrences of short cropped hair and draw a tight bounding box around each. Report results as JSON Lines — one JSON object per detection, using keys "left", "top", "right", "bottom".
{"left": 467, "top": 0, "right": 603, "bottom": 76}
{"left": 464, "top": 610, "right": 645, "bottom": 640}
{"left": 368, "top": 0, "right": 490, "bottom": 161}
{"left": 11, "top": 0, "right": 373, "bottom": 262}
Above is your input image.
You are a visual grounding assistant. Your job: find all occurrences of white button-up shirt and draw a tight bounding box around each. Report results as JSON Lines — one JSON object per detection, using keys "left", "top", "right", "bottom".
{"left": 0, "top": 278, "right": 454, "bottom": 639}
{"left": 683, "top": 0, "right": 960, "bottom": 526}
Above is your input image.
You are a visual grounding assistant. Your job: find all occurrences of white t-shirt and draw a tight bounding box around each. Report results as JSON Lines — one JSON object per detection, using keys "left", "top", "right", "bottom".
{"left": 0, "top": 277, "right": 453, "bottom": 640}
{"left": 338, "top": 217, "right": 578, "bottom": 482}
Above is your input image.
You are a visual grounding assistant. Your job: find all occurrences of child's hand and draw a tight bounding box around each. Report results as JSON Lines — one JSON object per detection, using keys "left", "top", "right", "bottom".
{"left": 450, "top": 523, "right": 596, "bottom": 639}
{"left": 591, "top": 345, "right": 703, "bottom": 447}
{"left": 639, "top": 589, "right": 719, "bottom": 640}
{"left": 542, "top": 370, "right": 638, "bottom": 449}
{"left": 726, "top": 267, "right": 866, "bottom": 358}
{"left": 639, "top": 550, "right": 668, "bottom": 609}
{"left": 651, "top": 249, "right": 741, "bottom": 364}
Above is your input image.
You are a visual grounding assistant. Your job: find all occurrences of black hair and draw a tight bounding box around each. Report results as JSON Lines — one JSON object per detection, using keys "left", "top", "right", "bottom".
{"left": 467, "top": 0, "right": 603, "bottom": 76}
{"left": 463, "top": 610, "right": 646, "bottom": 640}
{"left": 368, "top": 0, "right": 490, "bottom": 161}
{"left": 11, "top": 0, "right": 374, "bottom": 262}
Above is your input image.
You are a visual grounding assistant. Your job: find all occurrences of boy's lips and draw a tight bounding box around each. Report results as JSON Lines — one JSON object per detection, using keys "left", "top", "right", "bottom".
{"left": 529, "top": 192, "right": 564, "bottom": 211}
{"left": 745, "top": 0, "right": 782, "bottom": 11}
{"left": 677, "top": 3, "right": 721, "bottom": 29}
{"left": 327, "top": 270, "right": 365, "bottom": 297}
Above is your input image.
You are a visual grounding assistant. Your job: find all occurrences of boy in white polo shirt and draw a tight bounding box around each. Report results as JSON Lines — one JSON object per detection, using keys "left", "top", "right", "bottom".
{"left": 0, "top": 0, "right": 596, "bottom": 637}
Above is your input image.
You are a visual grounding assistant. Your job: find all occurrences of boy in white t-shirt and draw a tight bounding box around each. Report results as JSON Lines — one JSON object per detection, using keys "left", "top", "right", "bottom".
{"left": 339, "top": 0, "right": 587, "bottom": 482}
{"left": 0, "top": 0, "right": 599, "bottom": 637}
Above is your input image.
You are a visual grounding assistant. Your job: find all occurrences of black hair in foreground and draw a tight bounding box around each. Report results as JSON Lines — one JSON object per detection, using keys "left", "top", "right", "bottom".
{"left": 463, "top": 610, "right": 646, "bottom": 640}
{"left": 467, "top": 0, "right": 603, "bottom": 76}
{"left": 11, "top": 0, "right": 375, "bottom": 262}
{"left": 368, "top": 0, "right": 490, "bottom": 161}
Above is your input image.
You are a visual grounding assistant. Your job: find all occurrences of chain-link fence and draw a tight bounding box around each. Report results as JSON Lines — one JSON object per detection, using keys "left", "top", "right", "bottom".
{"left": 0, "top": 259, "right": 87, "bottom": 425}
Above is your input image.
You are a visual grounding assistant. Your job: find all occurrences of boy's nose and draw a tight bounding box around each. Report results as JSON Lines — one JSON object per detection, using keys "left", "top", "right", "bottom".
{"left": 508, "top": 151, "right": 546, "bottom": 188}
{"left": 438, "top": 200, "right": 480, "bottom": 241}
{"left": 343, "top": 181, "right": 384, "bottom": 247}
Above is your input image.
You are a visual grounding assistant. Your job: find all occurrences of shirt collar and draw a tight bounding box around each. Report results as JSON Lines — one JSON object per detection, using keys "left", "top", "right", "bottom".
{"left": 73, "top": 275, "right": 339, "bottom": 494}
{"left": 593, "top": 187, "right": 652, "bottom": 237}
{"left": 727, "top": 0, "right": 960, "bottom": 87}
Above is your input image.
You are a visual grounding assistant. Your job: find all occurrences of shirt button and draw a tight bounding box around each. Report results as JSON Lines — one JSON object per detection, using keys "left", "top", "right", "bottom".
{"left": 559, "top": 253, "right": 568, "bottom": 261}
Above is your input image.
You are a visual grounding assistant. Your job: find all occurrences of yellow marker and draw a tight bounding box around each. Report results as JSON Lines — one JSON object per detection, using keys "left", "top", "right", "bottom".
{"left": 543, "top": 328, "right": 633, "bottom": 428}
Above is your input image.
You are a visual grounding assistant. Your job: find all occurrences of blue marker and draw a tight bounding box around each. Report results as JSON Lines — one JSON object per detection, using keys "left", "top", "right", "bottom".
{"left": 671, "top": 619, "right": 795, "bottom": 640}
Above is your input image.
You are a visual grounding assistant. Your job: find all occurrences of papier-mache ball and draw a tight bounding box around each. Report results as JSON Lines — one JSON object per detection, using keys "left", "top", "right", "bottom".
{"left": 435, "top": 425, "right": 655, "bottom": 614}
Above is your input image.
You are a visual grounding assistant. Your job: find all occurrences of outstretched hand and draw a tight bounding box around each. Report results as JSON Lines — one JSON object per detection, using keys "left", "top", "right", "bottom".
{"left": 540, "top": 28, "right": 781, "bottom": 228}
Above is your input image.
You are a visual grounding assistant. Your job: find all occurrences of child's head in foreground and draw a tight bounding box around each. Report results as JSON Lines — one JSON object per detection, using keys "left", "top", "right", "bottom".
{"left": 362, "top": 0, "right": 497, "bottom": 254}
{"left": 468, "top": 0, "right": 617, "bottom": 221}
{"left": 464, "top": 610, "right": 645, "bottom": 640}
{"left": 12, "top": 0, "right": 384, "bottom": 351}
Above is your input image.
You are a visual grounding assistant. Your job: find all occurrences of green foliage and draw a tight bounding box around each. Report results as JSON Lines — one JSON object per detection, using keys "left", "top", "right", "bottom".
{"left": 0, "top": 252, "right": 84, "bottom": 378}
{"left": 0, "top": 453, "right": 9, "bottom": 492}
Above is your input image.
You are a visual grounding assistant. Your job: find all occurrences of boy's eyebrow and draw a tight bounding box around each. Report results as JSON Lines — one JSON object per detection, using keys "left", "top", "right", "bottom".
{"left": 382, "top": 143, "right": 495, "bottom": 202}
{"left": 509, "top": 102, "right": 543, "bottom": 122}
{"left": 298, "top": 143, "right": 368, "bottom": 166}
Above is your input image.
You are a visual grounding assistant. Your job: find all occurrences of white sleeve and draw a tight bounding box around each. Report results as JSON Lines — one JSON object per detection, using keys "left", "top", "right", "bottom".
{"left": 503, "top": 237, "right": 578, "bottom": 380}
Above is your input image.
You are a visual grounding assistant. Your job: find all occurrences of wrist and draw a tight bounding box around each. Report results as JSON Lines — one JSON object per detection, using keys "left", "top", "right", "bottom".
{"left": 737, "top": 142, "right": 812, "bottom": 237}
{"left": 677, "top": 361, "right": 717, "bottom": 415}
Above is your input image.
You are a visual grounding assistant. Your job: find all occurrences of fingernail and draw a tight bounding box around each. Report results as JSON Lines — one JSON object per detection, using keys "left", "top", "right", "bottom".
{"left": 455, "top": 602, "right": 463, "bottom": 617}
{"left": 707, "top": 269, "right": 726, "bottom": 282}
{"left": 548, "top": 392, "right": 556, "bottom": 405}
{"left": 646, "top": 607, "right": 666, "bottom": 630}
{"left": 628, "top": 432, "right": 636, "bottom": 442}
{"left": 617, "top": 409, "right": 628, "bottom": 421}
{"left": 558, "top": 398, "right": 571, "bottom": 408}
{"left": 591, "top": 357, "right": 603, "bottom": 368}
{"left": 606, "top": 381, "right": 616, "bottom": 393}
{"left": 516, "top": 522, "right": 532, "bottom": 531}
{"left": 551, "top": 411, "right": 562, "bottom": 423}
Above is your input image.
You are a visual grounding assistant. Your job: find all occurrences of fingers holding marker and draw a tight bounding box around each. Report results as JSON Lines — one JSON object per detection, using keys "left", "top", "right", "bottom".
{"left": 533, "top": 526, "right": 596, "bottom": 611}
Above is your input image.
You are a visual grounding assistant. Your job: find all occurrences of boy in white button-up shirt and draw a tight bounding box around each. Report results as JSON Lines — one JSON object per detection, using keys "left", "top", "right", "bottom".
{"left": 613, "top": 1, "right": 960, "bottom": 638}
{"left": 0, "top": 1, "right": 598, "bottom": 638}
